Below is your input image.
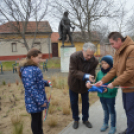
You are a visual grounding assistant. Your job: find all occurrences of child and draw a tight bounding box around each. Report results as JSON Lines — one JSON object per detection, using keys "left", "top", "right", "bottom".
{"left": 87, "top": 55, "right": 117, "bottom": 134}
{"left": 19, "top": 49, "right": 50, "bottom": 134}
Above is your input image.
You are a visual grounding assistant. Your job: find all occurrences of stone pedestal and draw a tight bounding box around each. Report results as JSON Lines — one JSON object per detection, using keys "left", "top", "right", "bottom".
{"left": 60, "top": 47, "right": 76, "bottom": 72}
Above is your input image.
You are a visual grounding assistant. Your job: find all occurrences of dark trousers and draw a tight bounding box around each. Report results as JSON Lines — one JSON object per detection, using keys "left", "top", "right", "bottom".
{"left": 69, "top": 89, "right": 89, "bottom": 121}
{"left": 100, "top": 97, "right": 116, "bottom": 127}
{"left": 31, "top": 112, "right": 43, "bottom": 134}
{"left": 122, "top": 92, "right": 134, "bottom": 134}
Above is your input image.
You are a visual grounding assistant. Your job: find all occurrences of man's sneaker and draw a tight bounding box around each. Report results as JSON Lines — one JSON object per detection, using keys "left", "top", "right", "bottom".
{"left": 73, "top": 121, "right": 79, "bottom": 129}
{"left": 100, "top": 124, "right": 108, "bottom": 132}
{"left": 83, "top": 121, "right": 92, "bottom": 128}
{"left": 108, "top": 127, "right": 116, "bottom": 134}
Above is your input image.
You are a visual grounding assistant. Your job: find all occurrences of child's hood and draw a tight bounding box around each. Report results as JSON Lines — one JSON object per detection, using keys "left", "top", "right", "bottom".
{"left": 19, "top": 58, "right": 38, "bottom": 73}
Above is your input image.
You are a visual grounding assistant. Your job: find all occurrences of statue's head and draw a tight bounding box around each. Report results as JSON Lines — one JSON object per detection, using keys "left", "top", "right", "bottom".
{"left": 64, "top": 11, "right": 69, "bottom": 16}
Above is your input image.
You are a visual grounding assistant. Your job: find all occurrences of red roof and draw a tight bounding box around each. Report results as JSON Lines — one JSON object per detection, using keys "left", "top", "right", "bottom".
{"left": 0, "top": 21, "right": 52, "bottom": 33}
{"left": 51, "top": 32, "right": 59, "bottom": 43}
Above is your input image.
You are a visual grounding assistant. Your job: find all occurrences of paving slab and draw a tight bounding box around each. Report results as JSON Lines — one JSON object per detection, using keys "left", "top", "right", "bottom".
{"left": 59, "top": 89, "right": 127, "bottom": 134}
{"left": 0, "top": 69, "right": 66, "bottom": 83}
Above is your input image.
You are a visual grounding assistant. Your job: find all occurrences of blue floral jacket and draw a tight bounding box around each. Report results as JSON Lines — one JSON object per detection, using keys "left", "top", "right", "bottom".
{"left": 20, "top": 60, "right": 49, "bottom": 113}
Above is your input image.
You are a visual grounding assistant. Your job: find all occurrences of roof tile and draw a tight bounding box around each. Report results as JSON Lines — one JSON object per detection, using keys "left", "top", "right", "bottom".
{"left": 0, "top": 21, "right": 52, "bottom": 33}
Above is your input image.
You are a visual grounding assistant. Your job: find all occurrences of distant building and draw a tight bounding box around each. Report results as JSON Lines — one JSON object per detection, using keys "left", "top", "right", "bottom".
{"left": 0, "top": 21, "right": 52, "bottom": 60}
{"left": 100, "top": 43, "right": 115, "bottom": 57}
{"left": 51, "top": 32, "right": 101, "bottom": 57}
{"left": 51, "top": 32, "right": 59, "bottom": 57}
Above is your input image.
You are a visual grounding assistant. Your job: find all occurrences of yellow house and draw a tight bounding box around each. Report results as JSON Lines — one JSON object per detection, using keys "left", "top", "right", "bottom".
{"left": 57, "top": 32, "right": 101, "bottom": 57}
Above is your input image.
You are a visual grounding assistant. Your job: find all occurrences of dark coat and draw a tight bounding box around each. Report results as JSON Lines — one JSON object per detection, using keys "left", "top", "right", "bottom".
{"left": 68, "top": 51, "right": 98, "bottom": 93}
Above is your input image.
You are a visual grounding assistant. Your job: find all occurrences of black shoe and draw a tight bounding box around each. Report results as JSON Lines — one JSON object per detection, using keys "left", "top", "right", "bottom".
{"left": 73, "top": 121, "right": 79, "bottom": 129}
{"left": 118, "top": 129, "right": 127, "bottom": 134}
{"left": 83, "top": 121, "right": 92, "bottom": 128}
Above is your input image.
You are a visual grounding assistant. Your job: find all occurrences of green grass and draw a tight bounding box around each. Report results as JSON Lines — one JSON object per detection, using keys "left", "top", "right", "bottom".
{"left": 40, "top": 58, "right": 60, "bottom": 69}
{"left": 1, "top": 58, "right": 100, "bottom": 71}
{"left": 47, "top": 58, "right": 60, "bottom": 69}
{"left": 2, "top": 80, "right": 6, "bottom": 85}
{"left": 1, "top": 58, "right": 60, "bottom": 71}
{"left": 2, "top": 61, "right": 15, "bottom": 71}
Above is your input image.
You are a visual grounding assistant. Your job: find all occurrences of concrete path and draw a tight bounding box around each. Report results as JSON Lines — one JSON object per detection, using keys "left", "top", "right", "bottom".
{"left": 59, "top": 89, "right": 127, "bottom": 134}
{"left": 0, "top": 69, "right": 65, "bottom": 83}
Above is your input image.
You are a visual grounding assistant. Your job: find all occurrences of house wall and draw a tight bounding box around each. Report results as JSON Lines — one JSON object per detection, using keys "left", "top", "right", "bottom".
{"left": 100, "top": 45, "right": 115, "bottom": 57}
{"left": 0, "top": 34, "right": 52, "bottom": 60}
{"left": 58, "top": 41, "right": 101, "bottom": 57}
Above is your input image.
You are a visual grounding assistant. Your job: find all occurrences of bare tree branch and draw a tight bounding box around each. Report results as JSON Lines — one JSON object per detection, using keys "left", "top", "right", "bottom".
{"left": 0, "top": 0, "right": 50, "bottom": 51}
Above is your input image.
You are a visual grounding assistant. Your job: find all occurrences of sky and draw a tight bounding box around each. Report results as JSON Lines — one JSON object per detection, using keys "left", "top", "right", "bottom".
{"left": 104, "top": 0, "right": 134, "bottom": 36}
{"left": 1, "top": 0, "right": 134, "bottom": 36}
{"left": 48, "top": 0, "right": 134, "bottom": 36}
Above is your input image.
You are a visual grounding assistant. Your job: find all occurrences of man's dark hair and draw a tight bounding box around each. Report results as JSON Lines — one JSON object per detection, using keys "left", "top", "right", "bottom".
{"left": 108, "top": 32, "right": 125, "bottom": 42}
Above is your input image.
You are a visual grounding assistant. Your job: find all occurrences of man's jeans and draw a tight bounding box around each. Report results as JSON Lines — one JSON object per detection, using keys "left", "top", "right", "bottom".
{"left": 69, "top": 89, "right": 89, "bottom": 121}
{"left": 100, "top": 97, "right": 116, "bottom": 127}
{"left": 122, "top": 92, "right": 134, "bottom": 134}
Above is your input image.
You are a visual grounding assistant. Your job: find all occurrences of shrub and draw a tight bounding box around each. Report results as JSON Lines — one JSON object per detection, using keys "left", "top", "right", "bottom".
{"left": 8, "top": 83, "right": 11, "bottom": 87}
{"left": 48, "top": 105, "right": 55, "bottom": 114}
{"left": 62, "top": 104, "right": 70, "bottom": 115}
{"left": 11, "top": 115, "right": 23, "bottom": 134}
{"left": 2, "top": 80, "right": 6, "bottom": 85}
{"left": 15, "top": 80, "right": 19, "bottom": 86}
{"left": 48, "top": 115, "right": 58, "bottom": 127}
{"left": 57, "top": 107, "right": 62, "bottom": 111}
{"left": 51, "top": 76, "right": 57, "bottom": 88}
{"left": 62, "top": 89, "right": 68, "bottom": 95}
{"left": 51, "top": 98, "right": 59, "bottom": 106}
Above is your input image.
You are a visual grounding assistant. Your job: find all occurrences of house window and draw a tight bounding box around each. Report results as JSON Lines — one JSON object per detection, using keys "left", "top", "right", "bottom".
{"left": 12, "top": 43, "right": 17, "bottom": 52}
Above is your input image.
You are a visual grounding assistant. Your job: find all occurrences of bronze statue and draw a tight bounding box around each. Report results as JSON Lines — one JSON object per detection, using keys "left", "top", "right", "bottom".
{"left": 58, "top": 11, "right": 75, "bottom": 47}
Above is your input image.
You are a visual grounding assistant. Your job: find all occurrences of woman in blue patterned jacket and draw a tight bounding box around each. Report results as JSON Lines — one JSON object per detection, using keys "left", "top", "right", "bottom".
{"left": 19, "top": 49, "right": 49, "bottom": 134}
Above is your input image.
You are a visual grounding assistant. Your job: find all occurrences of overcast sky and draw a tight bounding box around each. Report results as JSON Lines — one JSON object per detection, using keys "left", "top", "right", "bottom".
{"left": 1, "top": 0, "right": 134, "bottom": 36}
{"left": 48, "top": 0, "right": 134, "bottom": 36}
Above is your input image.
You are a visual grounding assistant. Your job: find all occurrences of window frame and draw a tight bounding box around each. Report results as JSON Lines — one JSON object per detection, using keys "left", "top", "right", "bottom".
{"left": 12, "top": 43, "right": 17, "bottom": 52}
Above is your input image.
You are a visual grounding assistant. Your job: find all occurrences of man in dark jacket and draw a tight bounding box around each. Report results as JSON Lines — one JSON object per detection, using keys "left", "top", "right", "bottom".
{"left": 68, "top": 42, "right": 98, "bottom": 129}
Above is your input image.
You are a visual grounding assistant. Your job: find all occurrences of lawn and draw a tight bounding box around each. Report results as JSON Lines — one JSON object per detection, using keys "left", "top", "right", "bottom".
{"left": 1, "top": 58, "right": 101, "bottom": 71}
{"left": 44, "top": 58, "right": 60, "bottom": 69}
{"left": 1, "top": 58, "right": 60, "bottom": 71}
{"left": 1, "top": 61, "right": 15, "bottom": 71}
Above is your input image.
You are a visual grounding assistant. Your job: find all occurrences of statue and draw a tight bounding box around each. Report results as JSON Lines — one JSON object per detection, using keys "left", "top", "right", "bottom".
{"left": 58, "top": 11, "right": 75, "bottom": 47}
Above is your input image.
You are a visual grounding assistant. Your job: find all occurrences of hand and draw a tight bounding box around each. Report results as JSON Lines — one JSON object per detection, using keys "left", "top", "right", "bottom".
{"left": 89, "top": 75, "right": 95, "bottom": 83}
{"left": 86, "top": 82, "right": 92, "bottom": 89}
{"left": 41, "top": 103, "right": 47, "bottom": 107}
{"left": 107, "top": 83, "right": 114, "bottom": 89}
{"left": 103, "top": 88, "right": 107, "bottom": 93}
{"left": 95, "top": 81, "right": 103, "bottom": 87}
{"left": 48, "top": 81, "right": 52, "bottom": 87}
